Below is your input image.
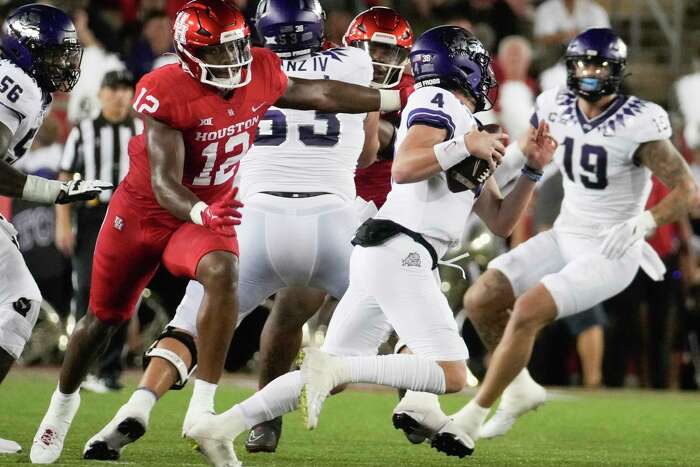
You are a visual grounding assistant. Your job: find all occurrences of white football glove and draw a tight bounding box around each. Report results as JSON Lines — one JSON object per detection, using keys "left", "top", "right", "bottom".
{"left": 22, "top": 175, "right": 113, "bottom": 204}
{"left": 55, "top": 179, "right": 113, "bottom": 204}
{"left": 599, "top": 211, "right": 657, "bottom": 259}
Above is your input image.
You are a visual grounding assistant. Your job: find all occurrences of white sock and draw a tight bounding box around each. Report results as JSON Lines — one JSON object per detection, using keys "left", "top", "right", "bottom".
{"left": 188, "top": 379, "right": 217, "bottom": 415}
{"left": 453, "top": 398, "right": 490, "bottom": 435}
{"left": 345, "top": 354, "right": 447, "bottom": 394}
{"left": 402, "top": 390, "right": 439, "bottom": 406}
{"left": 128, "top": 388, "right": 157, "bottom": 412}
{"left": 45, "top": 384, "right": 80, "bottom": 422}
{"left": 53, "top": 385, "right": 79, "bottom": 404}
{"left": 224, "top": 371, "right": 303, "bottom": 429}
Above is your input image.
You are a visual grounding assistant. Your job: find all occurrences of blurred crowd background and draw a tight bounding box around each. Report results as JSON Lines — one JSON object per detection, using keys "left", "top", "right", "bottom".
{"left": 2, "top": 0, "right": 700, "bottom": 393}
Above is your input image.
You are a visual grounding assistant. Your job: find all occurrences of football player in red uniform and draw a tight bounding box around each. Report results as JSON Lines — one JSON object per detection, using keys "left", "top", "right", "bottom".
{"left": 349, "top": 6, "right": 415, "bottom": 208}
{"left": 31, "top": 1, "right": 402, "bottom": 464}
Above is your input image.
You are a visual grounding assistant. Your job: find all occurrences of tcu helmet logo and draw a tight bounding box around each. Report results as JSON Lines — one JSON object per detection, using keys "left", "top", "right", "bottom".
{"left": 174, "top": 12, "right": 190, "bottom": 44}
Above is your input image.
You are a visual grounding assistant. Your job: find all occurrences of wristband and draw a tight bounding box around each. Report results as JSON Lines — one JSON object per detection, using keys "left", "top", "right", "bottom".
{"left": 378, "top": 89, "right": 401, "bottom": 112}
{"left": 434, "top": 137, "right": 469, "bottom": 171}
{"left": 189, "top": 201, "right": 207, "bottom": 225}
{"left": 22, "top": 175, "right": 64, "bottom": 204}
{"left": 521, "top": 164, "right": 544, "bottom": 182}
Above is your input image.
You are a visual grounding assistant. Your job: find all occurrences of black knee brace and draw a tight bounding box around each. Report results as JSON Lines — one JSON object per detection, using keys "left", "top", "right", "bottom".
{"left": 142, "top": 327, "right": 198, "bottom": 390}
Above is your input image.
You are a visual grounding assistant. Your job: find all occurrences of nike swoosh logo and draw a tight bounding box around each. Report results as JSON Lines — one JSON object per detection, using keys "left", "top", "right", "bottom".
{"left": 252, "top": 103, "right": 265, "bottom": 112}
{"left": 248, "top": 433, "right": 265, "bottom": 442}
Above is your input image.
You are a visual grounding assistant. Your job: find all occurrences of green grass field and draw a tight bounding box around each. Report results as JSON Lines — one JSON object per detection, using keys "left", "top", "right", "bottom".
{"left": 1, "top": 370, "right": 699, "bottom": 466}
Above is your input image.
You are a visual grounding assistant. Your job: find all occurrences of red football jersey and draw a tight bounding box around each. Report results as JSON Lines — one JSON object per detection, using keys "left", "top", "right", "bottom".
{"left": 121, "top": 47, "right": 288, "bottom": 223}
{"left": 355, "top": 73, "right": 414, "bottom": 208}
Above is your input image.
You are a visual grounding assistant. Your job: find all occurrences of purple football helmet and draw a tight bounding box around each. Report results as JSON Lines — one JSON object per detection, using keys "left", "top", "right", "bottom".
{"left": 0, "top": 3, "right": 82, "bottom": 92}
{"left": 410, "top": 26, "right": 496, "bottom": 112}
{"left": 566, "top": 28, "right": 627, "bottom": 102}
{"left": 255, "top": 0, "right": 325, "bottom": 58}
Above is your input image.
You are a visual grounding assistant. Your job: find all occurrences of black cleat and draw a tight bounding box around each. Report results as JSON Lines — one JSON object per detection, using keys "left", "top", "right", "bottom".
{"left": 82, "top": 441, "right": 119, "bottom": 461}
{"left": 392, "top": 412, "right": 428, "bottom": 445}
{"left": 83, "top": 417, "right": 146, "bottom": 461}
{"left": 430, "top": 428, "right": 474, "bottom": 458}
{"left": 395, "top": 388, "right": 426, "bottom": 444}
{"left": 244, "top": 417, "right": 282, "bottom": 453}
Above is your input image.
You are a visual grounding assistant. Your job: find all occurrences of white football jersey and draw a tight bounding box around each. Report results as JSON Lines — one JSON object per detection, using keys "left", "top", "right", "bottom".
{"left": 239, "top": 47, "right": 373, "bottom": 200}
{"left": 533, "top": 87, "right": 672, "bottom": 233}
{"left": 0, "top": 60, "right": 51, "bottom": 166}
{"left": 376, "top": 86, "right": 479, "bottom": 255}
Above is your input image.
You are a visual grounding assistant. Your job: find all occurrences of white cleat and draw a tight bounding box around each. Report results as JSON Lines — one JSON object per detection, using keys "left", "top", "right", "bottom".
{"left": 479, "top": 380, "right": 546, "bottom": 439}
{"left": 185, "top": 412, "right": 245, "bottom": 467}
{"left": 391, "top": 392, "right": 446, "bottom": 445}
{"left": 30, "top": 391, "right": 81, "bottom": 464}
{"left": 299, "top": 347, "right": 348, "bottom": 430}
{"left": 83, "top": 404, "right": 148, "bottom": 460}
{"left": 0, "top": 437, "right": 21, "bottom": 454}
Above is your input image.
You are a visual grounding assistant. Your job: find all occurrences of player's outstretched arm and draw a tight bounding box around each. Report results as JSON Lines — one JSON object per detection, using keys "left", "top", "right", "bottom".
{"left": 146, "top": 115, "right": 201, "bottom": 220}
{"left": 637, "top": 139, "right": 700, "bottom": 226}
{"left": 0, "top": 122, "right": 111, "bottom": 203}
{"left": 274, "top": 77, "right": 400, "bottom": 114}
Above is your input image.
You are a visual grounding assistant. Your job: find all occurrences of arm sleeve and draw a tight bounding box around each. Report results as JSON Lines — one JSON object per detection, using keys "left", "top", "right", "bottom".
{"left": 59, "top": 126, "right": 82, "bottom": 172}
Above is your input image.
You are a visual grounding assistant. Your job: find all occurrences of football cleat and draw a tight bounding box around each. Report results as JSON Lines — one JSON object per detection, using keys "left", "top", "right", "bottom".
{"left": 392, "top": 412, "right": 431, "bottom": 445}
{"left": 430, "top": 419, "right": 475, "bottom": 458}
{"left": 83, "top": 404, "right": 148, "bottom": 460}
{"left": 395, "top": 390, "right": 427, "bottom": 444}
{"left": 185, "top": 412, "right": 244, "bottom": 467}
{"left": 30, "top": 391, "right": 81, "bottom": 464}
{"left": 0, "top": 437, "right": 21, "bottom": 454}
{"left": 479, "top": 380, "right": 546, "bottom": 439}
{"left": 299, "top": 347, "right": 349, "bottom": 430}
{"left": 392, "top": 391, "right": 444, "bottom": 445}
{"left": 245, "top": 416, "right": 282, "bottom": 453}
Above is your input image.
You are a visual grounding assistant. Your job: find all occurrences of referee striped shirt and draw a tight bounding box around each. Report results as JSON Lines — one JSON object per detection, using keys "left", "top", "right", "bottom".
{"left": 59, "top": 114, "right": 143, "bottom": 202}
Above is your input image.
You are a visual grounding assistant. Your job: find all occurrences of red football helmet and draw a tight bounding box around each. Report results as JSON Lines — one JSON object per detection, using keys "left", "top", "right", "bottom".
{"left": 173, "top": 0, "right": 252, "bottom": 89}
{"left": 343, "top": 7, "right": 413, "bottom": 89}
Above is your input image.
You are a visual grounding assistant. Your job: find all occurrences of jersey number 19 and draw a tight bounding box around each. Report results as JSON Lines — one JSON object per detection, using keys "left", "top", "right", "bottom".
{"left": 562, "top": 136, "right": 608, "bottom": 189}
